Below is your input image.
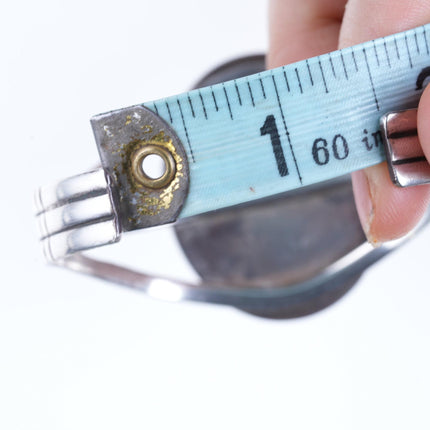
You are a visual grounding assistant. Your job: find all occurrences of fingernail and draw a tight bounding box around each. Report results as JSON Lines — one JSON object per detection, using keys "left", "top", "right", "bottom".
{"left": 352, "top": 170, "right": 378, "bottom": 246}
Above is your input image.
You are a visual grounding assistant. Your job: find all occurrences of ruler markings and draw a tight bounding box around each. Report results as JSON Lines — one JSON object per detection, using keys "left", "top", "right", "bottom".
{"left": 139, "top": 25, "right": 430, "bottom": 218}
{"left": 383, "top": 39, "right": 392, "bottom": 68}
{"left": 222, "top": 84, "right": 233, "bottom": 120}
{"left": 423, "top": 27, "right": 430, "bottom": 55}
{"left": 351, "top": 49, "right": 359, "bottom": 72}
{"left": 234, "top": 80, "right": 242, "bottom": 105}
{"left": 362, "top": 47, "right": 380, "bottom": 111}
{"left": 187, "top": 95, "right": 195, "bottom": 118}
{"left": 271, "top": 73, "right": 302, "bottom": 184}
{"left": 295, "top": 68, "right": 303, "bottom": 93}
{"left": 259, "top": 74, "right": 267, "bottom": 99}
{"left": 177, "top": 99, "right": 195, "bottom": 162}
{"left": 198, "top": 90, "right": 208, "bottom": 119}
{"left": 247, "top": 79, "right": 256, "bottom": 107}
{"left": 372, "top": 40, "right": 380, "bottom": 66}
{"left": 318, "top": 57, "right": 329, "bottom": 93}
{"left": 329, "top": 53, "right": 337, "bottom": 77}
{"left": 405, "top": 34, "right": 413, "bottom": 68}
{"left": 306, "top": 60, "right": 314, "bottom": 85}
{"left": 282, "top": 66, "right": 291, "bottom": 92}
{"left": 165, "top": 101, "right": 173, "bottom": 123}
{"left": 414, "top": 29, "right": 420, "bottom": 54}
{"left": 340, "top": 51, "right": 349, "bottom": 79}
{"left": 211, "top": 87, "right": 219, "bottom": 111}
{"left": 394, "top": 37, "right": 400, "bottom": 60}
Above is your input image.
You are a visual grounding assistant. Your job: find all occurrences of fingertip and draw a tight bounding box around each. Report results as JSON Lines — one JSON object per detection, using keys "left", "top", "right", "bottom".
{"left": 351, "top": 169, "right": 374, "bottom": 241}
{"left": 340, "top": 0, "right": 430, "bottom": 244}
{"left": 352, "top": 163, "right": 430, "bottom": 245}
{"left": 418, "top": 85, "right": 430, "bottom": 163}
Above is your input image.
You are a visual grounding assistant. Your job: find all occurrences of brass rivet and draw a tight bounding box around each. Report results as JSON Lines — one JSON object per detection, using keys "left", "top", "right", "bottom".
{"left": 131, "top": 144, "right": 176, "bottom": 189}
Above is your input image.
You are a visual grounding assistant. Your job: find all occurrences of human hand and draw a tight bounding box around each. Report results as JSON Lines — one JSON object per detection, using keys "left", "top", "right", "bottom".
{"left": 268, "top": 0, "right": 430, "bottom": 245}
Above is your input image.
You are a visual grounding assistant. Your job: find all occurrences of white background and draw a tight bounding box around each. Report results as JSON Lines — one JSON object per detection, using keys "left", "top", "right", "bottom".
{"left": 2, "top": 1, "right": 430, "bottom": 429}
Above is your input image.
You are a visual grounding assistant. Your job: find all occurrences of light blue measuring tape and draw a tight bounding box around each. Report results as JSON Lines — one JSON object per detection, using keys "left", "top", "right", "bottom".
{"left": 36, "top": 23, "right": 430, "bottom": 263}
{"left": 34, "top": 22, "right": 430, "bottom": 315}
{"left": 142, "top": 24, "right": 430, "bottom": 218}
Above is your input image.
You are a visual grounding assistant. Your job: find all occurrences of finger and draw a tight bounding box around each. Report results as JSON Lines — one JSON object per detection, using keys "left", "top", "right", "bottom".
{"left": 418, "top": 85, "right": 430, "bottom": 164}
{"left": 339, "top": 0, "right": 430, "bottom": 244}
{"left": 339, "top": 1, "right": 430, "bottom": 46}
{"left": 268, "top": 0, "right": 347, "bottom": 68}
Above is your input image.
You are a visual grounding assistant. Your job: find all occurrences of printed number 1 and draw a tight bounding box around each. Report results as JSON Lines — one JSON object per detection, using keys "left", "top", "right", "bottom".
{"left": 260, "top": 115, "right": 289, "bottom": 177}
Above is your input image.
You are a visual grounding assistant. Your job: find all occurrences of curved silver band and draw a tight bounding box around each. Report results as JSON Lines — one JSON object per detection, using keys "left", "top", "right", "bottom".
{"left": 34, "top": 107, "right": 430, "bottom": 317}
{"left": 34, "top": 164, "right": 430, "bottom": 309}
{"left": 35, "top": 168, "right": 121, "bottom": 262}
{"left": 39, "top": 213, "right": 430, "bottom": 310}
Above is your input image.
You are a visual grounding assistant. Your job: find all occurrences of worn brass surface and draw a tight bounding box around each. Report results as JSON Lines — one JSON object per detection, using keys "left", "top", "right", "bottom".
{"left": 131, "top": 143, "right": 176, "bottom": 189}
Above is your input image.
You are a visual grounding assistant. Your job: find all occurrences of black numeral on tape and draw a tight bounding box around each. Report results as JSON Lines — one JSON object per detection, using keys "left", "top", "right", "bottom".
{"left": 260, "top": 115, "right": 289, "bottom": 177}
{"left": 312, "top": 134, "right": 349, "bottom": 166}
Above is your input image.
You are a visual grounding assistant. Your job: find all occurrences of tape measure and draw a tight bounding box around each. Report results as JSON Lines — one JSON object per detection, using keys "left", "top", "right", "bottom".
{"left": 34, "top": 22, "right": 430, "bottom": 317}
{"left": 36, "top": 23, "right": 430, "bottom": 263}
{"left": 139, "top": 23, "right": 430, "bottom": 219}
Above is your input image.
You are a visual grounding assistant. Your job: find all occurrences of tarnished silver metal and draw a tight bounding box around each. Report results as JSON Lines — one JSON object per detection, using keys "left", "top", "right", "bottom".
{"left": 39, "top": 164, "right": 430, "bottom": 318}
{"left": 35, "top": 57, "right": 430, "bottom": 319}
{"left": 57, "top": 206, "right": 430, "bottom": 319}
{"left": 175, "top": 176, "right": 366, "bottom": 317}
{"left": 35, "top": 169, "right": 120, "bottom": 262}
{"left": 35, "top": 105, "right": 190, "bottom": 263}
{"left": 91, "top": 105, "right": 189, "bottom": 232}
{"left": 381, "top": 108, "right": 430, "bottom": 187}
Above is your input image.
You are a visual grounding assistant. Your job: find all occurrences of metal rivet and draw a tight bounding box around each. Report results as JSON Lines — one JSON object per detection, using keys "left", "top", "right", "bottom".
{"left": 131, "top": 143, "right": 176, "bottom": 189}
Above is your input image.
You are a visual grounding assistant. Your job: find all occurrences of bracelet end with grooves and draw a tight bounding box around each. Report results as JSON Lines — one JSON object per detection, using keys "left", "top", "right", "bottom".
{"left": 34, "top": 168, "right": 121, "bottom": 263}
{"left": 381, "top": 108, "right": 430, "bottom": 187}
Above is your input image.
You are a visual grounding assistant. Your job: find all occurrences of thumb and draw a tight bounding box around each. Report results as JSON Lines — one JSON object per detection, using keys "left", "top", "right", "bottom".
{"left": 338, "top": 0, "right": 430, "bottom": 244}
